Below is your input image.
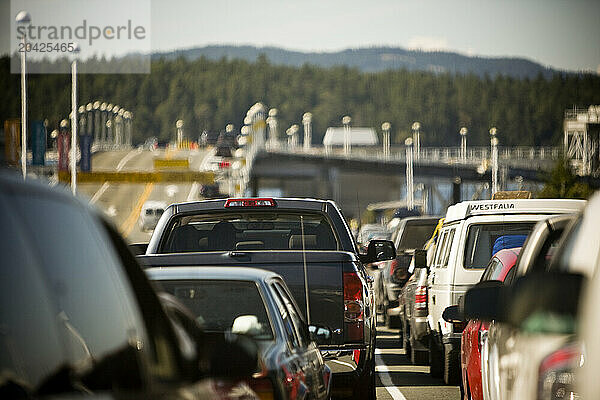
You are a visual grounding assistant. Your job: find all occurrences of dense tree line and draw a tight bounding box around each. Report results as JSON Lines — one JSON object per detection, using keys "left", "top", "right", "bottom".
{"left": 1, "top": 54, "right": 599, "bottom": 147}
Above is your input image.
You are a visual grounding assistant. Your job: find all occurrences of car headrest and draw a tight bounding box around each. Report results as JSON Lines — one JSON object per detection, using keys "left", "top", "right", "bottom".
{"left": 289, "top": 235, "right": 317, "bottom": 250}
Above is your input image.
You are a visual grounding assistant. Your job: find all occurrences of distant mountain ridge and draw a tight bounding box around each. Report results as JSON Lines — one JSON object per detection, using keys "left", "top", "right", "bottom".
{"left": 152, "top": 45, "right": 558, "bottom": 79}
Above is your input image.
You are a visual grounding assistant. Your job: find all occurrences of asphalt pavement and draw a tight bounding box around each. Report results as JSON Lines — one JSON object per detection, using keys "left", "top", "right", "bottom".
{"left": 375, "top": 323, "right": 461, "bottom": 400}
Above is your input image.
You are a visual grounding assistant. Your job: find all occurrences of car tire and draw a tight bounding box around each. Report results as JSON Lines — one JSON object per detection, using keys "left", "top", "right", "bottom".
{"left": 410, "top": 340, "right": 429, "bottom": 366}
{"left": 402, "top": 320, "right": 411, "bottom": 353}
{"left": 443, "top": 343, "right": 461, "bottom": 385}
{"left": 429, "top": 337, "right": 443, "bottom": 378}
{"left": 354, "top": 356, "right": 376, "bottom": 400}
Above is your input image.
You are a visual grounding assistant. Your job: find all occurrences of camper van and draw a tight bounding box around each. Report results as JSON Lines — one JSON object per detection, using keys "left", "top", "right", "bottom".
{"left": 425, "top": 198, "right": 586, "bottom": 385}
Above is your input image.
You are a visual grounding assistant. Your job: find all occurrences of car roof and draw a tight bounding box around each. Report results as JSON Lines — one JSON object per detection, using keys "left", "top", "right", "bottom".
{"left": 173, "top": 197, "right": 333, "bottom": 213}
{"left": 145, "top": 266, "right": 282, "bottom": 282}
{"left": 444, "top": 199, "right": 586, "bottom": 223}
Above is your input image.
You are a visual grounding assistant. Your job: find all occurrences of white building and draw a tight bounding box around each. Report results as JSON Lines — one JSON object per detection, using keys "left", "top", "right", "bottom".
{"left": 322, "top": 127, "right": 379, "bottom": 147}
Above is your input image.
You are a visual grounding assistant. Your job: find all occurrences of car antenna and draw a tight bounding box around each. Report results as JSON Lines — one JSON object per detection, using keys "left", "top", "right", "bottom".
{"left": 356, "top": 191, "right": 362, "bottom": 234}
{"left": 300, "top": 215, "right": 311, "bottom": 325}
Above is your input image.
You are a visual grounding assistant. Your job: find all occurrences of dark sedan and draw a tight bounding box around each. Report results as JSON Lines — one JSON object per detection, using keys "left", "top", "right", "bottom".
{"left": 146, "top": 266, "right": 332, "bottom": 400}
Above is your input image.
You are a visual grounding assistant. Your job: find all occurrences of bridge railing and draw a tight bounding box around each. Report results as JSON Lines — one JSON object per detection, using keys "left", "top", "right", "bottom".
{"left": 266, "top": 144, "right": 561, "bottom": 169}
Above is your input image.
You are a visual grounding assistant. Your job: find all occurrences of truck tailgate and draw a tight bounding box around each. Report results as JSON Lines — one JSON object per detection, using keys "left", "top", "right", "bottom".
{"left": 138, "top": 251, "right": 353, "bottom": 345}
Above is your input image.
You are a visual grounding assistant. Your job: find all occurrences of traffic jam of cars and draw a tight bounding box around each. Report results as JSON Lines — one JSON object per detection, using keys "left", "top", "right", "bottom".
{"left": 3, "top": 168, "right": 600, "bottom": 400}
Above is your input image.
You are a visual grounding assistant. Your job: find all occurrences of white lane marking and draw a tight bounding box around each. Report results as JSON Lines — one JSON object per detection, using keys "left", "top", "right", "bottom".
{"left": 199, "top": 148, "right": 217, "bottom": 171}
{"left": 187, "top": 181, "right": 199, "bottom": 201}
{"left": 90, "top": 182, "right": 110, "bottom": 204}
{"left": 376, "top": 353, "right": 408, "bottom": 400}
{"left": 90, "top": 148, "right": 141, "bottom": 204}
{"left": 116, "top": 148, "right": 142, "bottom": 171}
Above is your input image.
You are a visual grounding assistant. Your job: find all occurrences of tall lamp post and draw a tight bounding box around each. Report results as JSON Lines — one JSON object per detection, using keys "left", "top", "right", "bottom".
{"left": 267, "top": 108, "right": 278, "bottom": 148}
{"left": 382, "top": 122, "right": 391, "bottom": 157}
{"left": 342, "top": 115, "right": 351, "bottom": 156}
{"left": 459, "top": 127, "right": 468, "bottom": 162}
{"left": 176, "top": 120, "right": 184, "bottom": 148}
{"left": 71, "top": 43, "right": 80, "bottom": 195}
{"left": 16, "top": 10, "right": 31, "bottom": 179}
{"left": 302, "top": 112, "right": 312, "bottom": 151}
{"left": 405, "top": 137, "right": 414, "bottom": 210}
{"left": 411, "top": 122, "right": 421, "bottom": 160}
{"left": 490, "top": 127, "right": 499, "bottom": 195}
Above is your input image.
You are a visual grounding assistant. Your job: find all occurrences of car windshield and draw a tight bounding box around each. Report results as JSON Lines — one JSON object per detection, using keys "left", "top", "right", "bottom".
{"left": 160, "top": 211, "right": 338, "bottom": 252}
{"left": 155, "top": 279, "right": 274, "bottom": 340}
{"left": 396, "top": 221, "right": 438, "bottom": 250}
{"left": 463, "top": 223, "right": 535, "bottom": 269}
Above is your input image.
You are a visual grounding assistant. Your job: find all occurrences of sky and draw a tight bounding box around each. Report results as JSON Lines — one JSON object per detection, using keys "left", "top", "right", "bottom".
{"left": 3, "top": 0, "right": 600, "bottom": 73}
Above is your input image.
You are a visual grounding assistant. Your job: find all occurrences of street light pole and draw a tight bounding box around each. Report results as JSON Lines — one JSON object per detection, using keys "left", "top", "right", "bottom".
{"left": 405, "top": 137, "right": 414, "bottom": 210}
{"left": 267, "top": 108, "right": 278, "bottom": 148}
{"left": 176, "top": 120, "right": 184, "bottom": 148}
{"left": 382, "top": 122, "right": 391, "bottom": 157}
{"left": 16, "top": 11, "right": 31, "bottom": 179}
{"left": 460, "top": 127, "right": 468, "bottom": 162}
{"left": 302, "top": 112, "right": 312, "bottom": 152}
{"left": 342, "top": 115, "right": 351, "bottom": 156}
{"left": 412, "top": 122, "right": 421, "bottom": 160}
{"left": 490, "top": 127, "right": 499, "bottom": 195}
{"left": 71, "top": 43, "right": 80, "bottom": 195}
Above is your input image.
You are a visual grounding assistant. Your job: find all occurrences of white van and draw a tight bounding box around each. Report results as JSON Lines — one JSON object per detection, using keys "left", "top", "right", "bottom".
{"left": 426, "top": 198, "right": 586, "bottom": 385}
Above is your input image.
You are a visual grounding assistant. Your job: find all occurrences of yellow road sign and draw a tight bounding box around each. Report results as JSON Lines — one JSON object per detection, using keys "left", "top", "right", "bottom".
{"left": 58, "top": 171, "right": 214, "bottom": 184}
{"left": 153, "top": 158, "right": 190, "bottom": 169}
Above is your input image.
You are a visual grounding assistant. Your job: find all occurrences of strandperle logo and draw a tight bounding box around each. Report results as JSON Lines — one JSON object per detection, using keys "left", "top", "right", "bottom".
{"left": 16, "top": 19, "right": 147, "bottom": 46}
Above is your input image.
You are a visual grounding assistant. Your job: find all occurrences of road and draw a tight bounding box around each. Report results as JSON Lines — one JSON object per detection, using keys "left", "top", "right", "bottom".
{"left": 77, "top": 148, "right": 462, "bottom": 399}
{"left": 77, "top": 147, "right": 215, "bottom": 243}
{"left": 375, "top": 324, "right": 461, "bottom": 400}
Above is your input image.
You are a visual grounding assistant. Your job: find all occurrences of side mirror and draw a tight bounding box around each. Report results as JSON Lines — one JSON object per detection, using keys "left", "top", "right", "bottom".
{"left": 442, "top": 305, "right": 464, "bottom": 324}
{"left": 505, "top": 272, "right": 584, "bottom": 333}
{"left": 363, "top": 240, "right": 396, "bottom": 264}
{"left": 463, "top": 280, "right": 505, "bottom": 322}
{"left": 308, "top": 324, "right": 332, "bottom": 345}
{"left": 129, "top": 242, "right": 148, "bottom": 255}
{"left": 413, "top": 249, "right": 428, "bottom": 270}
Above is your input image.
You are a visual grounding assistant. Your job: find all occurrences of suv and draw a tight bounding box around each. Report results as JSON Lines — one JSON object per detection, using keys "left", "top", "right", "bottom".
{"left": 398, "top": 217, "right": 444, "bottom": 365}
{"left": 426, "top": 199, "right": 585, "bottom": 385}
{"left": 0, "top": 172, "right": 257, "bottom": 399}
{"left": 375, "top": 216, "right": 439, "bottom": 327}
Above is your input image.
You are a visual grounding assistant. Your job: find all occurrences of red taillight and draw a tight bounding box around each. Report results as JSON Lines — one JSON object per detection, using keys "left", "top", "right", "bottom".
{"left": 389, "top": 259, "right": 399, "bottom": 276}
{"left": 225, "top": 198, "right": 276, "bottom": 207}
{"left": 344, "top": 271, "right": 364, "bottom": 342}
{"left": 415, "top": 285, "right": 428, "bottom": 311}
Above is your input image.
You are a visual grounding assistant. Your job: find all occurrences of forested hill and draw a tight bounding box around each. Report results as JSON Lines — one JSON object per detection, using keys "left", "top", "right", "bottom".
{"left": 2, "top": 55, "right": 599, "bottom": 148}
{"left": 152, "top": 45, "right": 557, "bottom": 79}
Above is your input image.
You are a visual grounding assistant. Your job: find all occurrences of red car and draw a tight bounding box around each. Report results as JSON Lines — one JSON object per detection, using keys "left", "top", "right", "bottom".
{"left": 461, "top": 247, "right": 521, "bottom": 400}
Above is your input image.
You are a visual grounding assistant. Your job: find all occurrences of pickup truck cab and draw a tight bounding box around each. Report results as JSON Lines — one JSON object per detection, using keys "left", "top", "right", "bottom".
{"left": 427, "top": 198, "right": 586, "bottom": 385}
{"left": 140, "top": 197, "right": 396, "bottom": 399}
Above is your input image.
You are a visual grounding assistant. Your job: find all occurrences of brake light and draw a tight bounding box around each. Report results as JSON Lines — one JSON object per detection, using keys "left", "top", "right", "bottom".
{"left": 343, "top": 271, "right": 364, "bottom": 342}
{"left": 225, "top": 198, "right": 276, "bottom": 207}
{"left": 537, "top": 342, "right": 582, "bottom": 400}
{"left": 415, "top": 285, "right": 428, "bottom": 311}
{"left": 389, "top": 259, "right": 399, "bottom": 276}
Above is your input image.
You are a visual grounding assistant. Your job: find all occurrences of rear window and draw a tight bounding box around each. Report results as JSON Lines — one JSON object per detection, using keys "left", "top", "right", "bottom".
{"left": 160, "top": 211, "right": 338, "bottom": 252}
{"left": 155, "top": 280, "right": 274, "bottom": 340}
{"left": 463, "top": 222, "right": 534, "bottom": 269}
{"left": 396, "top": 221, "right": 438, "bottom": 250}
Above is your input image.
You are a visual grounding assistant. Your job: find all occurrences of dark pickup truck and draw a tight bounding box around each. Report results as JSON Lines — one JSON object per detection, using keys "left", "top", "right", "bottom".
{"left": 137, "top": 197, "right": 396, "bottom": 399}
